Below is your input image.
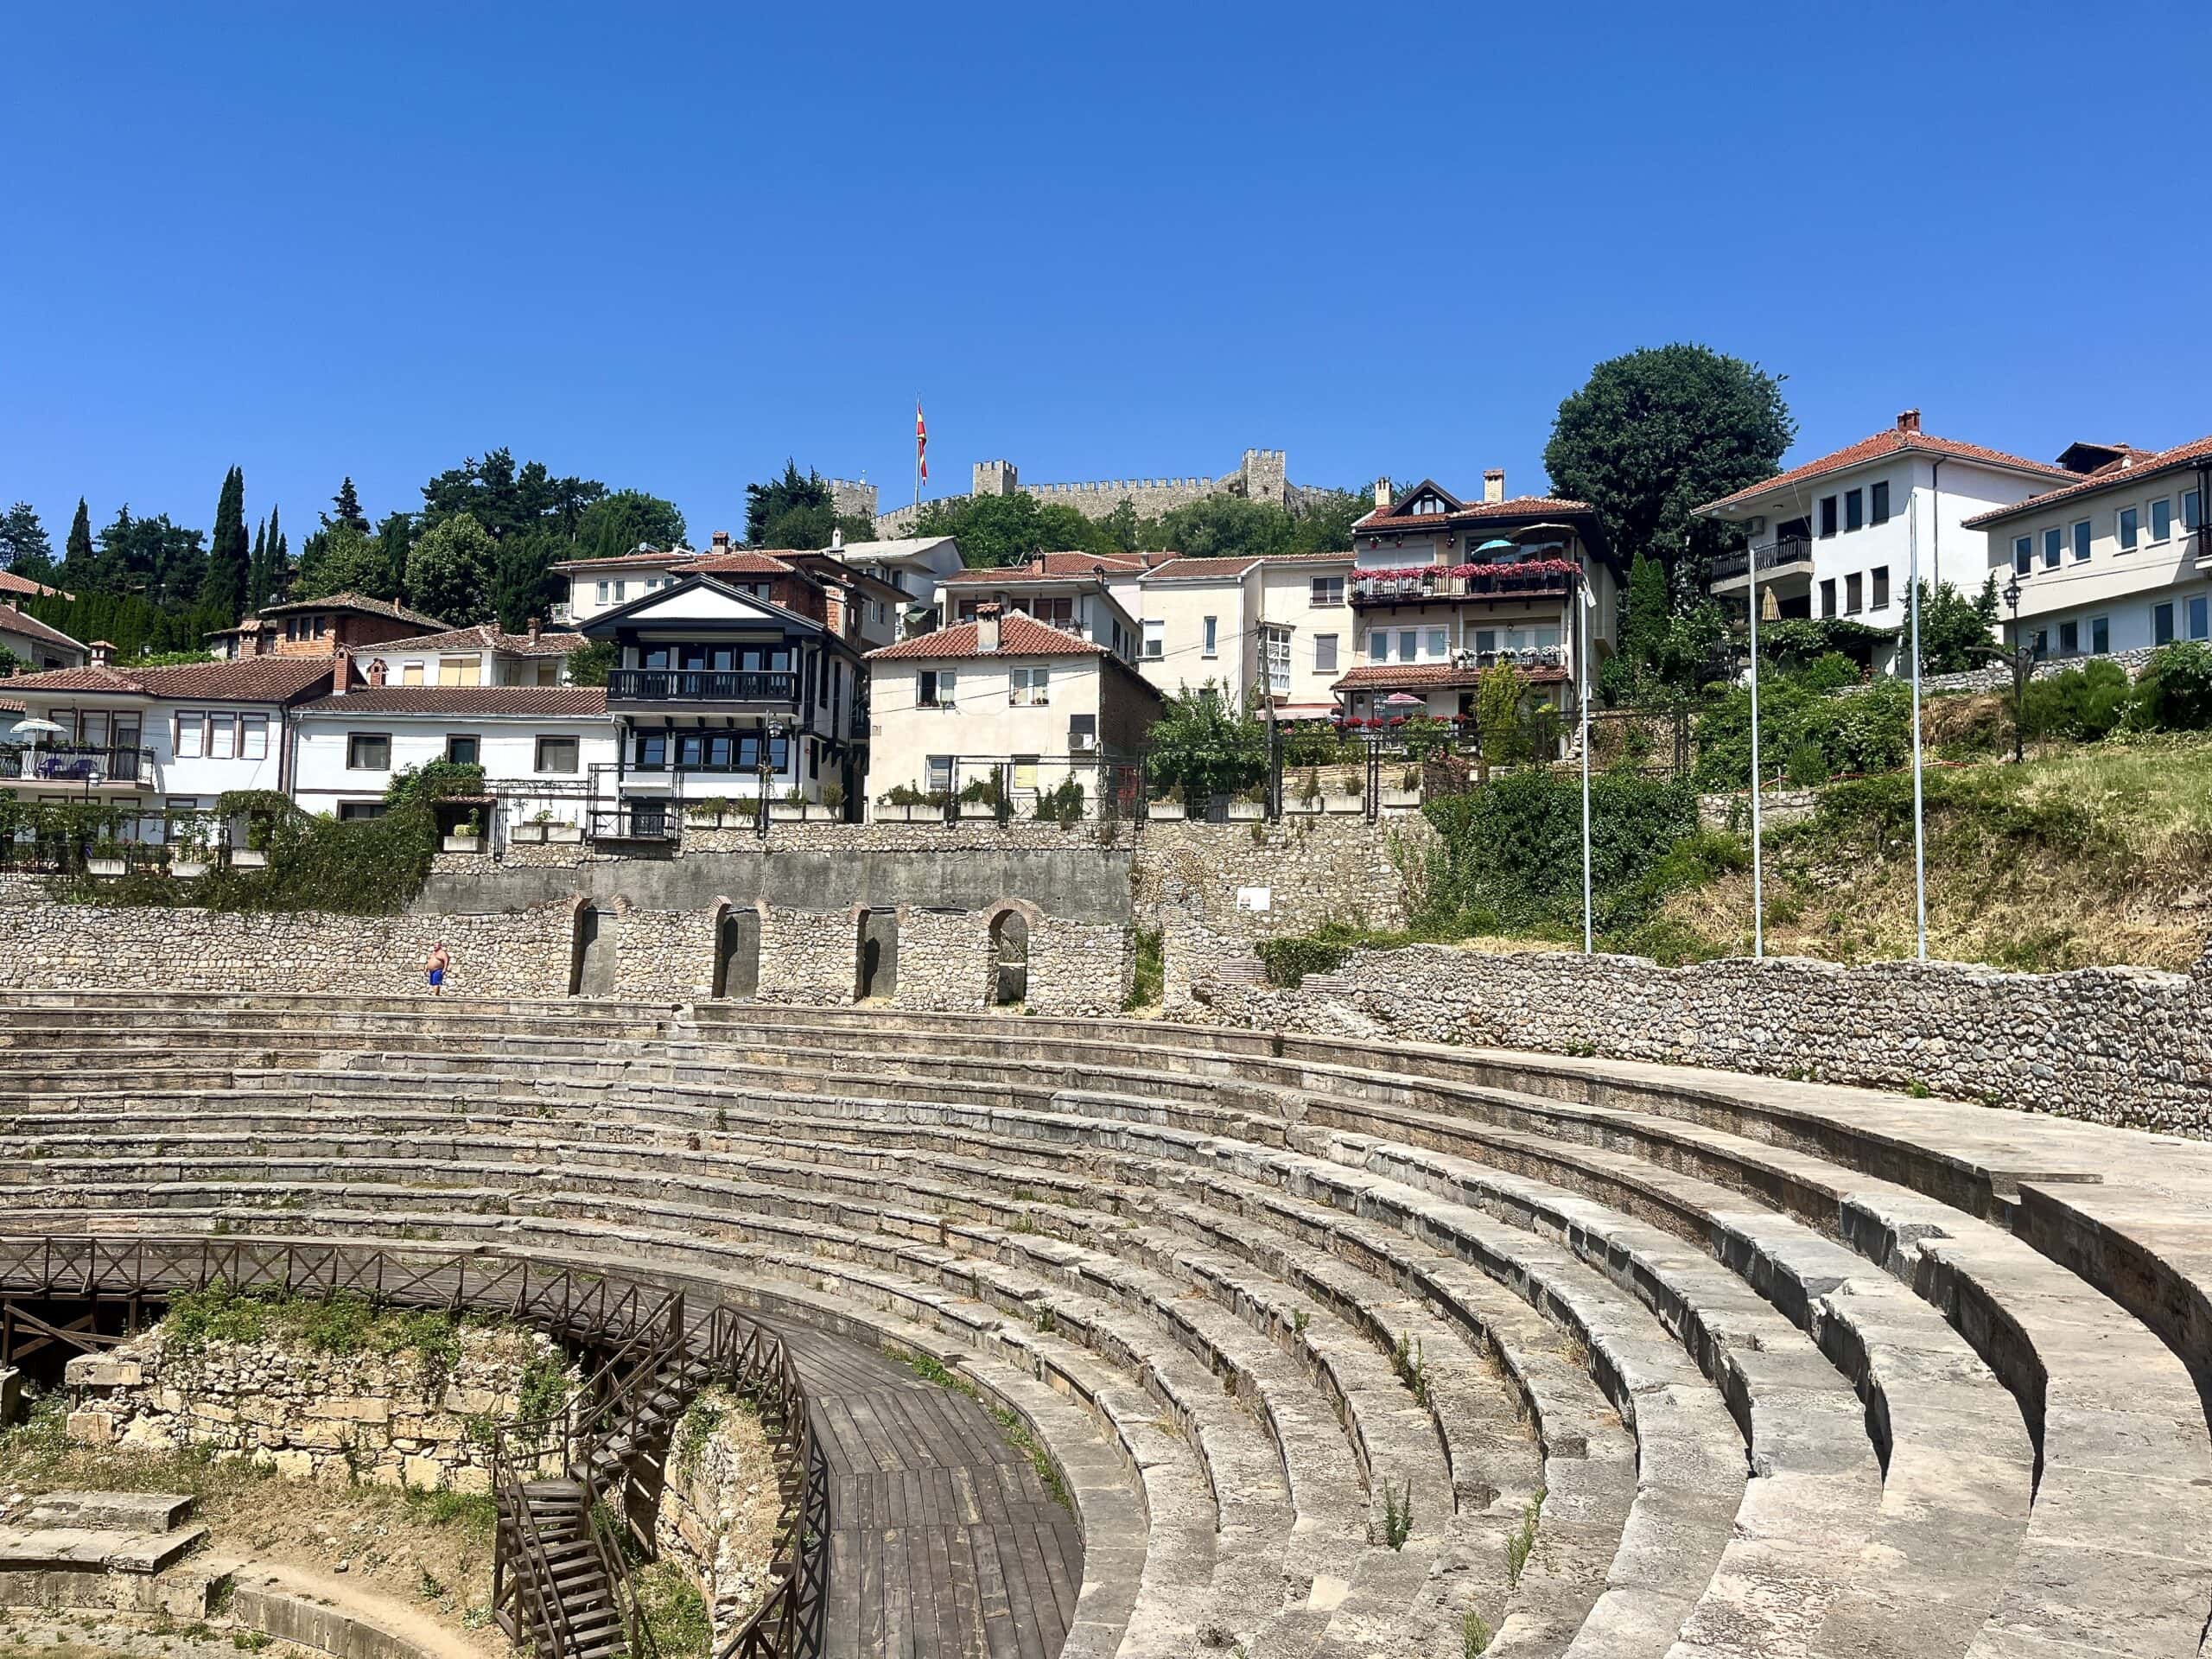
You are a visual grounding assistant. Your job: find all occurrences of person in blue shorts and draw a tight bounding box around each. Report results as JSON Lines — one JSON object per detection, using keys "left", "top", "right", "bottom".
{"left": 425, "top": 942, "right": 450, "bottom": 995}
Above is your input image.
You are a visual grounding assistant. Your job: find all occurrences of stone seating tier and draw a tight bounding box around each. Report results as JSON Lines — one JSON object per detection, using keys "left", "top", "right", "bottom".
{"left": 1, "top": 995, "right": 2207, "bottom": 1659}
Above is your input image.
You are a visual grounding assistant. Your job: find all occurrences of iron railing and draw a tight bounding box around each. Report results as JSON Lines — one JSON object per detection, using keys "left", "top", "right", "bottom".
{"left": 1710, "top": 537, "right": 1816, "bottom": 584}
{"left": 0, "top": 746, "right": 157, "bottom": 785}
{"left": 1350, "top": 567, "right": 1578, "bottom": 605}
{"left": 607, "top": 671, "right": 798, "bottom": 704}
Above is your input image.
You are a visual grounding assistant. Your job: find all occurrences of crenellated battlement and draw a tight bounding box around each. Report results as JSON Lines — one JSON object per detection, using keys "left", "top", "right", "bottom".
{"left": 870, "top": 447, "right": 1306, "bottom": 531}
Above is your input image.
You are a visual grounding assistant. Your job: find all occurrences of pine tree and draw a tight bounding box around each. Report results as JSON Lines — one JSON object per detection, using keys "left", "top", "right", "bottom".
{"left": 200, "top": 466, "right": 251, "bottom": 620}
{"left": 63, "top": 498, "right": 93, "bottom": 576}
{"left": 330, "top": 476, "right": 369, "bottom": 534}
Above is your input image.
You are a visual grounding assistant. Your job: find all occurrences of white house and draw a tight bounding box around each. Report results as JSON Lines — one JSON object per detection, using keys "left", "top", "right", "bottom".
{"left": 0, "top": 654, "right": 334, "bottom": 832}
{"left": 938, "top": 553, "right": 1149, "bottom": 664}
{"left": 864, "top": 608, "right": 1164, "bottom": 813}
{"left": 1961, "top": 435, "right": 2212, "bottom": 658}
{"left": 1116, "top": 550, "right": 1363, "bottom": 720}
{"left": 289, "top": 685, "right": 620, "bottom": 830}
{"left": 1696, "top": 410, "right": 2078, "bottom": 664}
{"left": 357, "top": 621, "right": 584, "bottom": 690}
{"left": 825, "top": 535, "right": 964, "bottom": 636}
{"left": 0, "top": 603, "right": 88, "bottom": 673}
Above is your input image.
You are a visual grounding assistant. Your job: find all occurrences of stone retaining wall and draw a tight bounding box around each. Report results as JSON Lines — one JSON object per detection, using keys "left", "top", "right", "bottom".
{"left": 1166, "top": 915, "right": 2212, "bottom": 1136}
{"left": 63, "top": 1324, "right": 575, "bottom": 1491}
{"left": 1134, "top": 817, "right": 1433, "bottom": 943}
{"left": 654, "top": 1390, "right": 782, "bottom": 1648}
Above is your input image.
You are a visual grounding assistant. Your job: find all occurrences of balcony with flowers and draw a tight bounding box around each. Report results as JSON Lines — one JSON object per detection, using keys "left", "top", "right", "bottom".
{"left": 1348, "top": 558, "right": 1580, "bottom": 607}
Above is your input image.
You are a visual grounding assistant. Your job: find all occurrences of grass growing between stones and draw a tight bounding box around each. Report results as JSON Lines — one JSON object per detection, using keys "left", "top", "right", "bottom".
{"left": 887, "top": 1348, "right": 1072, "bottom": 1513}
{"left": 632, "top": 1561, "right": 710, "bottom": 1659}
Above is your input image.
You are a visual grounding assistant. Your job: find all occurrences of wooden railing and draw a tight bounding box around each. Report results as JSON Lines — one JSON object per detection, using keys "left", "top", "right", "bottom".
{"left": 0, "top": 1237, "right": 830, "bottom": 1659}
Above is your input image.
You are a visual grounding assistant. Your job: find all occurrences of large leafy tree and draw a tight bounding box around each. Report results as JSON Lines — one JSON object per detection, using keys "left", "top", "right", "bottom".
{"left": 1144, "top": 683, "right": 1268, "bottom": 800}
{"left": 294, "top": 522, "right": 398, "bottom": 601}
{"left": 200, "top": 466, "right": 251, "bottom": 620}
{"left": 1543, "top": 344, "right": 1795, "bottom": 598}
{"left": 1147, "top": 495, "right": 1295, "bottom": 560}
{"left": 0, "top": 503, "right": 54, "bottom": 581}
{"left": 88, "top": 505, "right": 206, "bottom": 605}
{"left": 575, "top": 490, "right": 687, "bottom": 559}
{"left": 744, "top": 461, "right": 871, "bottom": 550}
{"left": 489, "top": 526, "right": 563, "bottom": 632}
{"left": 329, "top": 476, "right": 370, "bottom": 534}
{"left": 1916, "top": 575, "right": 2001, "bottom": 675}
{"left": 405, "top": 512, "right": 494, "bottom": 624}
{"left": 906, "top": 490, "right": 1115, "bottom": 567}
{"left": 1285, "top": 486, "right": 1376, "bottom": 555}
{"left": 419, "top": 448, "right": 604, "bottom": 543}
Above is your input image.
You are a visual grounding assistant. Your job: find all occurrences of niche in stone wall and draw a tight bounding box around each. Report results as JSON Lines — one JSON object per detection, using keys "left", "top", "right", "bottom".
{"left": 990, "top": 910, "right": 1029, "bottom": 1007}
{"left": 855, "top": 908, "right": 899, "bottom": 1001}
{"left": 714, "top": 906, "right": 762, "bottom": 1000}
{"left": 569, "top": 902, "right": 618, "bottom": 997}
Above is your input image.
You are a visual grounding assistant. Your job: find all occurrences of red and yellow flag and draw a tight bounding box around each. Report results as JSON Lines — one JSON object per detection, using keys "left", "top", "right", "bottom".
{"left": 915, "top": 401, "right": 929, "bottom": 481}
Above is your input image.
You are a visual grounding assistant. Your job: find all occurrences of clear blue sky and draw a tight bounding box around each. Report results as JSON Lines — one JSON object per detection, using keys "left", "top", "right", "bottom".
{"left": 6, "top": 1, "right": 2209, "bottom": 551}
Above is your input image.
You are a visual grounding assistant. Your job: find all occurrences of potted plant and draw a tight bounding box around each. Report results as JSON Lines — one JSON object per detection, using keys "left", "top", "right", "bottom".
{"left": 1149, "top": 783, "right": 1187, "bottom": 823}
{"left": 512, "top": 810, "right": 553, "bottom": 845}
{"left": 86, "top": 835, "right": 128, "bottom": 878}
{"left": 688, "top": 796, "right": 734, "bottom": 828}
{"left": 1326, "top": 773, "right": 1365, "bottom": 813}
{"left": 1226, "top": 784, "right": 1265, "bottom": 823}
{"left": 955, "top": 776, "right": 1002, "bottom": 821}
{"left": 1381, "top": 766, "right": 1422, "bottom": 810}
{"left": 818, "top": 781, "right": 847, "bottom": 822}
{"left": 170, "top": 820, "right": 212, "bottom": 877}
{"left": 1287, "top": 768, "right": 1325, "bottom": 815}
{"left": 546, "top": 816, "right": 584, "bottom": 844}
{"left": 768, "top": 787, "right": 806, "bottom": 822}
{"left": 442, "top": 811, "right": 485, "bottom": 853}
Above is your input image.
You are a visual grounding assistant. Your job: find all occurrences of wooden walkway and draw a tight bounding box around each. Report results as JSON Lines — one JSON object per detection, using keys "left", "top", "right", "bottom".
{"left": 783, "top": 1326, "right": 1084, "bottom": 1659}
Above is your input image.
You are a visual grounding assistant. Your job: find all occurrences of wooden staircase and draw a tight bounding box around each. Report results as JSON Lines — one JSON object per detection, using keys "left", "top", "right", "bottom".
{"left": 502, "top": 1480, "right": 630, "bottom": 1659}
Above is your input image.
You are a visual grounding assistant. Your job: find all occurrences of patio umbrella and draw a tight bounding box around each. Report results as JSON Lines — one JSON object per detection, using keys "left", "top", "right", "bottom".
{"left": 1474, "top": 538, "right": 1517, "bottom": 554}
{"left": 1381, "top": 692, "right": 1425, "bottom": 708}
{"left": 0, "top": 717, "right": 63, "bottom": 742}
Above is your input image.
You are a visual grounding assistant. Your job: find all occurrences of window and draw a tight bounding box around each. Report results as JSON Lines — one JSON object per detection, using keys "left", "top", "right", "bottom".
{"left": 596, "top": 582, "right": 611, "bottom": 603}
{"left": 1819, "top": 578, "right": 1837, "bottom": 618}
{"left": 1397, "top": 628, "right": 1418, "bottom": 662}
{"left": 2012, "top": 536, "right": 2032, "bottom": 575}
{"left": 1310, "top": 575, "right": 1344, "bottom": 607}
{"left": 1013, "top": 756, "right": 1039, "bottom": 791}
{"left": 1427, "top": 628, "right": 1448, "bottom": 660}
{"left": 1202, "top": 615, "right": 1218, "bottom": 657}
{"left": 2151, "top": 498, "right": 2173, "bottom": 543}
{"left": 1368, "top": 632, "right": 1387, "bottom": 663}
{"left": 2156, "top": 602, "right": 2176, "bottom": 646}
{"left": 1845, "top": 488, "right": 1865, "bottom": 532}
{"left": 1872, "top": 567, "right": 1890, "bottom": 610}
{"left": 401, "top": 663, "right": 425, "bottom": 687}
{"left": 1009, "top": 666, "right": 1050, "bottom": 706}
{"left": 2031, "top": 628, "right": 2049, "bottom": 659}
{"left": 446, "top": 734, "right": 480, "bottom": 766}
{"left": 926, "top": 755, "right": 952, "bottom": 793}
{"left": 2119, "top": 506, "right": 2139, "bottom": 550}
{"left": 535, "top": 735, "right": 579, "bottom": 774}
{"left": 2186, "top": 490, "right": 2203, "bottom": 531}
{"left": 239, "top": 715, "right": 267, "bottom": 761}
{"left": 1819, "top": 496, "right": 1839, "bottom": 537}
{"left": 919, "top": 668, "right": 955, "bottom": 708}
{"left": 347, "top": 733, "right": 391, "bottom": 771}
{"left": 1314, "top": 633, "right": 1338, "bottom": 672}
{"left": 337, "top": 802, "right": 387, "bottom": 822}
{"left": 2192, "top": 596, "right": 2209, "bottom": 640}
{"left": 437, "top": 657, "right": 480, "bottom": 687}
{"left": 535, "top": 662, "right": 557, "bottom": 687}
{"left": 1870, "top": 480, "right": 1891, "bottom": 525}
{"left": 1262, "top": 626, "right": 1290, "bottom": 695}
{"left": 2073, "top": 520, "right": 2092, "bottom": 562}
{"left": 632, "top": 731, "right": 666, "bottom": 769}
{"left": 1845, "top": 572, "right": 1863, "bottom": 613}
{"left": 2043, "top": 527, "right": 2063, "bottom": 569}
{"left": 1142, "top": 620, "right": 1163, "bottom": 660}
{"left": 2091, "top": 616, "right": 2109, "bottom": 655}
{"left": 175, "top": 713, "right": 205, "bottom": 759}
{"left": 2059, "top": 620, "right": 2079, "bottom": 654}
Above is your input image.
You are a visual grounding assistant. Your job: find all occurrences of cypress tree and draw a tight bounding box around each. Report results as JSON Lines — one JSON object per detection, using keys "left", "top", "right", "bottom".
{"left": 64, "top": 498, "right": 92, "bottom": 577}
{"left": 247, "top": 518, "right": 270, "bottom": 610}
{"left": 200, "top": 466, "right": 251, "bottom": 620}
{"left": 331, "top": 476, "right": 369, "bottom": 534}
{"left": 265, "top": 505, "right": 287, "bottom": 603}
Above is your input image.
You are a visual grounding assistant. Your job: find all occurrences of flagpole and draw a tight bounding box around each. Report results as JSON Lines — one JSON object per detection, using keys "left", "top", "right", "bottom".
{"left": 1909, "top": 503, "right": 1928, "bottom": 961}
{"left": 914, "top": 394, "right": 923, "bottom": 511}
{"left": 1748, "top": 543, "right": 1764, "bottom": 961}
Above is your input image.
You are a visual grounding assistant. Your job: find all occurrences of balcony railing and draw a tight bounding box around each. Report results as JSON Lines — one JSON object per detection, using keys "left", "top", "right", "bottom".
{"left": 606, "top": 669, "right": 798, "bottom": 702}
{"left": 0, "top": 746, "right": 156, "bottom": 785}
{"left": 1711, "top": 537, "right": 1816, "bottom": 584}
{"left": 588, "top": 804, "right": 679, "bottom": 842}
{"left": 2193, "top": 525, "right": 2211, "bottom": 568}
{"left": 1350, "top": 566, "right": 1578, "bottom": 606}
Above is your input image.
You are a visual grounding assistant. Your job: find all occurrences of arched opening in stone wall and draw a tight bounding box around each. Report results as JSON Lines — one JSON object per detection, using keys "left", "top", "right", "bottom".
{"left": 990, "top": 911, "right": 1029, "bottom": 1007}
{"left": 569, "top": 903, "right": 616, "bottom": 997}
{"left": 714, "top": 907, "right": 761, "bottom": 999}
{"left": 855, "top": 908, "right": 898, "bottom": 1001}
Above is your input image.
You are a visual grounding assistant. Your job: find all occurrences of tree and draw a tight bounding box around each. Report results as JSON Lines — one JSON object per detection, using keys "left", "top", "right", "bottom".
{"left": 294, "top": 522, "right": 397, "bottom": 601}
{"left": 376, "top": 513, "right": 413, "bottom": 603}
{"left": 1143, "top": 683, "right": 1268, "bottom": 802}
{"left": 329, "top": 476, "right": 370, "bottom": 534}
{"left": 489, "top": 527, "right": 562, "bottom": 632}
{"left": 566, "top": 639, "right": 617, "bottom": 687}
{"left": 1285, "top": 486, "right": 1376, "bottom": 555}
{"left": 200, "top": 466, "right": 251, "bottom": 620}
{"left": 264, "top": 505, "right": 288, "bottom": 604}
{"left": 743, "top": 461, "right": 872, "bottom": 550}
{"left": 91, "top": 505, "right": 205, "bottom": 604}
{"left": 0, "top": 645, "right": 21, "bottom": 677}
{"left": 405, "top": 512, "right": 494, "bottom": 625}
{"left": 1147, "top": 495, "right": 1294, "bottom": 561}
{"left": 1618, "top": 553, "right": 1672, "bottom": 675}
{"left": 0, "top": 503, "right": 54, "bottom": 581}
{"left": 575, "top": 490, "right": 687, "bottom": 560}
{"left": 1914, "top": 576, "right": 2001, "bottom": 675}
{"left": 1543, "top": 344, "right": 1795, "bottom": 597}
{"left": 420, "top": 448, "right": 604, "bottom": 543}
{"left": 906, "top": 490, "right": 1116, "bottom": 567}
{"left": 246, "top": 519, "right": 271, "bottom": 610}
{"left": 1474, "top": 662, "right": 1528, "bottom": 778}
{"left": 62, "top": 499, "right": 93, "bottom": 582}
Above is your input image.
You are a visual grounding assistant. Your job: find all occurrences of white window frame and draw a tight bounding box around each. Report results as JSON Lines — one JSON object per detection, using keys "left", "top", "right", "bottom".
{"left": 1201, "top": 615, "right": 1218, "bottom": 658}
{"left": 1141, "top": 620, "right": 1164, "bottom": 660}
{"left": 2042, "top": 527, "right": 2063, "bottom": 569}
{"left": 1008, "top": 665, "right": 1050, "bottom": 707}
{"left": 1368, "top": 632, "right": 1387, "bottom": 663}
{"left": 2072, "top": 519, "right": 2092, "bottom": 562}
{"left": 239, "top": 714, "right": 268, "bottom": 761}
{"left": 2012, "top": 536, "right": 2032, "bottom": 575}
{"left": 1310, "top": 575, "right": 1344, "bottom": 607}
{"left": 1314, "top": 632, "right": 1338, "bottom": 672}
{"left": 207, "top": 713, "right": 238, "bottom": 760}
{"left": 175, "top": 712, "right": 206, "bottom": 760}
{"left": 2150, "top": 497, "right": 2173, "bottom": 543}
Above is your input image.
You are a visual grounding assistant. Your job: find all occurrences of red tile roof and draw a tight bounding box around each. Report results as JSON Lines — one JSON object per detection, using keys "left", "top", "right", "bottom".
{"left": 1141, "top": 556, "right": 1262, "bottom": 580}
{"left": 0, "top": 656, "right": 336, "bottom": 702}
{"left": 551, "top": 548, "right": 698, "bottom": 572}
{"left": 941, "top": 553, "right": 1149, "bottom": 584}
{"left": 0, "top": 696, "right": 22, "bottom": 715}
{"left": 684, "top": 551, "right": 801, "bottom": 576}
{"left": 1332, "top": 663, "right": 1569, "bottom": 692}
{"left": 1961, "top": 433, "right": 2212, "bottom": 527}
{"left": 0, "top": 603, "right": 90, "bottom": 655}
{"left": 0, "top": 571, "right": 69, "bottom": 601}
{"left": 1357, "top": 490, "right": 1596, "bottom": 536}
{"left": 1696, "top": 429, "right": 2074, "bottom": 516}
{"left": 365, "top": 623, "right": 586, "bottom": 658}
{"left": 868, "top": 613, "right": 1110, "bottom": 661}
{"left": 297, "top": 686, "right": 610, "bottom": 716}
{"left": 257, "top": 592, "right": 453, "bottom": 629}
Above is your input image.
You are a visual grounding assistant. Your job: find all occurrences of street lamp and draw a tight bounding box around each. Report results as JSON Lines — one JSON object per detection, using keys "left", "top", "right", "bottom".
{"left": 2001, "top": 579, "right": 2033, "bottom": 766}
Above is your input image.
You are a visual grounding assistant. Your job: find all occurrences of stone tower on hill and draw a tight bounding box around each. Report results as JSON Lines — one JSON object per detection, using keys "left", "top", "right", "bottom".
{"left": 873, "top": 448, "right": 1313, "bottom": 537}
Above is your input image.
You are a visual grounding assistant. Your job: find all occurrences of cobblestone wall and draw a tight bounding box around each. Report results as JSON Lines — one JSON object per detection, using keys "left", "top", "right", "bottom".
{"left": 63, "top": 1323, "right": 575, "bottom": 1491}
{"left": 1167, "top": 917, "right": 2212, "bottom": 1136}
{"left": 655, "top": 1390, "right": 784, "bottom": 1646}
{"left": 1135, "top": 817, "right": 1434, "bottom": 943}
{"left": 753, "top": 906, "right": 860, "bottom": 1006}
{"left": 894, "top": 908, "right": 990, "bottom": 1010}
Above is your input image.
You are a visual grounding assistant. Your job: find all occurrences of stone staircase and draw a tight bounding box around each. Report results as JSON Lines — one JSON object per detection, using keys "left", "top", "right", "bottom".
{"left": 0, "top": 1491, "right": 223, "bottom": 1615}
{"left": 0, "top": 989, "right": 2208, "bottom": 1658}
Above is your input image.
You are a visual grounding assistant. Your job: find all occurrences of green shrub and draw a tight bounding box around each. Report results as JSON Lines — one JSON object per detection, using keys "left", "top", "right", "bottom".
{"left": 1033, "top": 777, "right": 1085, "bottom": 825}
{"left": 1783, "top": 741, "right": 1827, "bottom": 788}
{"left": 2135, "top": 642, "right": 2212, "bottom": 730}
{"left": 1255, "top": 936, "right": 1351, "bottom": 988}
{"left": 2019, "top": 659, "right": 2131, "bottom": 742}
{"left": 1124, "top": 926, "right": 1164, "bottom": 1008}
{"left": 632, "top": 1560, "right": 710, "bottom": 1659}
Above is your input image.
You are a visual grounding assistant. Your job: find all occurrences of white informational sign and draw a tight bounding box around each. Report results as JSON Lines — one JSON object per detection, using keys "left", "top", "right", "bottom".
{"left": 1235, "top": 886, "right": 1272, "bottom": 912}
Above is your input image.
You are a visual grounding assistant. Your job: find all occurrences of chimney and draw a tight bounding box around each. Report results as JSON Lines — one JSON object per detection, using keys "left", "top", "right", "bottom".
{"left": 830, "top": 525, "right": 844, "bottom": 550}
{"left": 89, "top": 639, "right": 113, "bottom": 669}
{"left": 1897, "top": 409, "right": 1922, "bottom": 435}
{"left": 527, "top": 615, "right": 541, "bottom": 643}
{"left": 1483, "top": 468, "right": 1505, "bottom": 505}
{"left": 711, "top": 530, "right": 731, "bottom": 551}
{"left": 1374, "top": 476, "right": 1394, "bottom": 511}
{"left": 976, "top": 602, "right": 1001, "bottom": 655}
{"left": 366, "top": 657, "right": 388, "bottom": 688}
{"left": 329, "top": 645, "right": 350, "bottom": 696}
